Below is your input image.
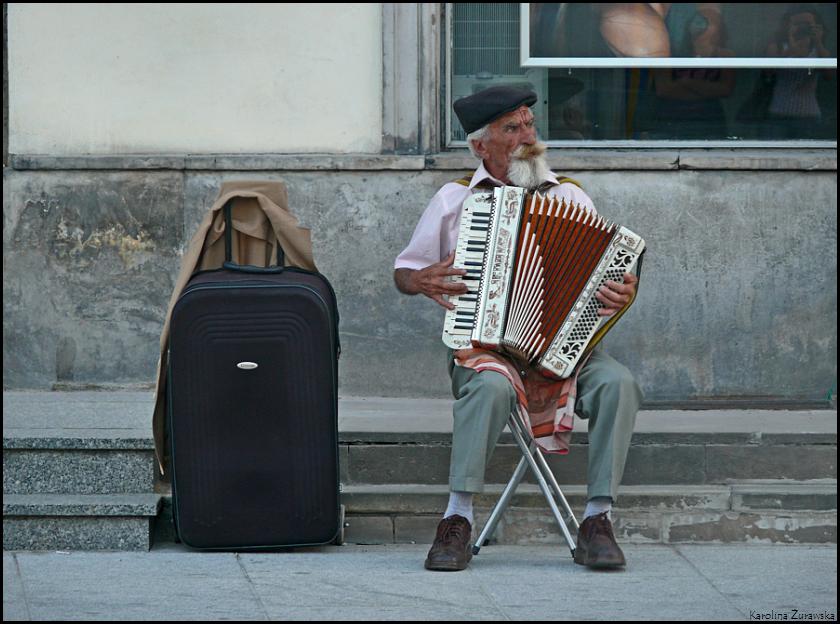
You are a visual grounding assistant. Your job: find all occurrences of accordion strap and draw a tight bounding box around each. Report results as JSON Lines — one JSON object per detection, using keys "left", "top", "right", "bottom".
{"left": 540, "top": 175, "right": 583, "bottom": 193}
{"left": 453, "top": 172, "right": 584, "bottom": 192}
{"left": 453, "top": 174, "right": 493, "bottom": 189}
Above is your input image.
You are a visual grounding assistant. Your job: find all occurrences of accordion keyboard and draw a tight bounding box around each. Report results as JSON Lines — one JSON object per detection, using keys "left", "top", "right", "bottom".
{"left": 442, "top": 192, "right": 494, "bottom": 349}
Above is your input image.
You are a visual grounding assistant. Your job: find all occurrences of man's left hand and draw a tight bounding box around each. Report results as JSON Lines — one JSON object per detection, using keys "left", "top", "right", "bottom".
{"left": 595, "top": 272, "right": 638, "bottom": 317}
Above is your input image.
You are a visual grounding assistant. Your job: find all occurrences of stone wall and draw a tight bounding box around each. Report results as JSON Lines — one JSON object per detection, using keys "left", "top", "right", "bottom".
{"left": 3, "top": 151, "right": 837, "bottom": 404}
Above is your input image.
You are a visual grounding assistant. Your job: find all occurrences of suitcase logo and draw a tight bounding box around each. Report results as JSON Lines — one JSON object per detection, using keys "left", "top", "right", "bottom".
{"left": 236, "top": 361, "right": 259, "bottom": 370}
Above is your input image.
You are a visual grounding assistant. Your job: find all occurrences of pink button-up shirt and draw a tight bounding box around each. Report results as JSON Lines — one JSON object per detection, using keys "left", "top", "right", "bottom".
{"left": 394, "top": 162, "right": 597, "bottom": 270}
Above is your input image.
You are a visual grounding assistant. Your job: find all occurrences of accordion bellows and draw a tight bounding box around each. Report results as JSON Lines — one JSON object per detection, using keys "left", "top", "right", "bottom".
{"left": 442, "top": 186, "right": 645, "bottom": 379}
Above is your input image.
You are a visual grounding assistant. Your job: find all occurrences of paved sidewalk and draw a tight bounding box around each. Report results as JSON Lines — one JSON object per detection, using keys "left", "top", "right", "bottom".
{"left": 4, "top": 543, "right": 837, "bottom": 620}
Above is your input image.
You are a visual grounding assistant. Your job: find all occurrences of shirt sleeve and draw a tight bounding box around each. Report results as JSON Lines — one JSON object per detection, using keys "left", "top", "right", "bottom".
{"left": 394, "top": 188, "right": 458, "bottom": 270}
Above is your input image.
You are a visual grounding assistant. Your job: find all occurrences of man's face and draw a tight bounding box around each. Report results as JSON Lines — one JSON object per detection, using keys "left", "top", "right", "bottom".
{"left": 475, "top": 106, "right": 538, "bottom": 180}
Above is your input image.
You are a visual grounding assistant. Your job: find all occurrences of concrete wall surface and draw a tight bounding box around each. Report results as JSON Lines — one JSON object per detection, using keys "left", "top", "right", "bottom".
{"left": 3, "top": 161, "right": 837, "bottom": 403}
{"left": 7, "top": 4, "right": 382, "bottom": 154}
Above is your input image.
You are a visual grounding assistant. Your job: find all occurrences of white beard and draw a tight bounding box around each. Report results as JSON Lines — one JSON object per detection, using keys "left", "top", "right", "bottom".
{"left": 506, "top": 144, "right": 552, "bottom": 191}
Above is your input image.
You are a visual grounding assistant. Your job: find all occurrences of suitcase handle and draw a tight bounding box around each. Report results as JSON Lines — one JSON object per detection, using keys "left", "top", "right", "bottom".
{"left": 223, "top": 199, "right": 286, "bottom": 272}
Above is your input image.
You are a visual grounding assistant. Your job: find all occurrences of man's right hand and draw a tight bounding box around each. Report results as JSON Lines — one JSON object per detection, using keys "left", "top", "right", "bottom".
{"left": 394, "top": 252, "right": 468, "bottom": 310}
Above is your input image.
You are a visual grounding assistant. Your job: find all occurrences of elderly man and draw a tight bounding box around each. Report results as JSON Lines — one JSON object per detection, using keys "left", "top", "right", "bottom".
{"left": 393, "top": 86, "right": 642, "bottom": 571}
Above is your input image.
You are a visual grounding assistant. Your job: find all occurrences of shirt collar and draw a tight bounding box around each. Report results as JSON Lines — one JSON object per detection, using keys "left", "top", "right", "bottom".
{"left": 468, "top": 162, "right": 505, "bottom": 189}
{"left": 469, "top": 161, "right": 556, "bottom": 190}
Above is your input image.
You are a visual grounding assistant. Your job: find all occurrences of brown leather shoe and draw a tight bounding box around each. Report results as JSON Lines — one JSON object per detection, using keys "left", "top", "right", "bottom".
{"left": 424, "top": 514, "right": 473, "bottom": 571}
{"left": 574, "top": 511, "right": 626, "bottom": 569}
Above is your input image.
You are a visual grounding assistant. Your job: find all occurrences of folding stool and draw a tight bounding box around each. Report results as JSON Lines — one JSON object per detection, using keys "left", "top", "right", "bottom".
{"left": 472, "top": 408, "right": 580, "bottom": 556}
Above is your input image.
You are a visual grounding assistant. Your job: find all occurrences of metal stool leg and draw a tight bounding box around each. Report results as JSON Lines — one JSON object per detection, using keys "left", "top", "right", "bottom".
{"left": 532, "top": 439, "right": 580, "bottom": 531}
{"left": 472, "top": 453, "right": 528, "bottom": 555}
{"left": 509, "top": 412, "right": 578, "bottom": 554}
{"left": 472, "top": 410, "right": 579, "bottom": 556}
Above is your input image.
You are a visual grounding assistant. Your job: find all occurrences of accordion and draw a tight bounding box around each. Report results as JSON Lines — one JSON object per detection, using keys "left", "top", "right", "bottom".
{"left": 442, "top": 186, "right": 645, "bottom": 379}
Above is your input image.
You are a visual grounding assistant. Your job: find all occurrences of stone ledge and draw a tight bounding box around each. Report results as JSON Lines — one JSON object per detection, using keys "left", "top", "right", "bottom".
{"left": 339, "top": 482, "right": 837, "bottom": 514}
{"left": 4, "top": 392, "right": 836, "bottom": 444}
{"left": 341, "top": 483, "right": 734, "bottom": 514}
{"left": 5, "top": 430, "right": 836, "bottom": 450}
{"left": 3, "top": 449, "right": 156, "bottom": 495}
{"left": 144, "top": 482, "right": 837, "bottom": 548}
{"left": 3, "top": 517, "right": 154, "bottom": 551}
{"left": 3, "top": 493, "right": 163, "bottom": 516}
{"left": 4, "top": 435, "right": 154, "bottom": 450}
{"left": 8, "top": 148, "right": 836, "bottom": 172}
{"left": 341, "top": 443, "right": 836, "bottom": 485}
{"left": 342, "top": 509, "right": 838, "bottom": 546}
{"left": 339, "top": 431, "right": 838, "bottom": 445}
{"left": 8, "top": 153, "right": 427, "bottom": 171}
{"left": 730, "top": 480, "right": 839, "bottom": 511}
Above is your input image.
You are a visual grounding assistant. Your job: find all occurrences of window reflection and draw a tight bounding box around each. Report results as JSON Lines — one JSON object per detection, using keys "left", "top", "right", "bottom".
{"left": 452, "top": 3, "right": 837, "bottom": 142}
{"left": 529, "top": 3, "right": 836, "bottom": 60}
{"left": 543, "top": 67, "right": 836, "bottom": 140}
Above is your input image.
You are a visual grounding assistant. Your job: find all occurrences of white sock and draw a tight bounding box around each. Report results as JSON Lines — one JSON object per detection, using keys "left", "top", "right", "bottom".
{"left": 444, "top": 491, "right": 474, "bottom": 526}
{"left": 584, "top": 496, "right": 612, "bottom": 521}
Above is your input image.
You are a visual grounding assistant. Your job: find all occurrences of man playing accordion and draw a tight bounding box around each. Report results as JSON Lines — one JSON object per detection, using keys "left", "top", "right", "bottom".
{"left": 393, "top": 86, "right": 642, "bottom": 571}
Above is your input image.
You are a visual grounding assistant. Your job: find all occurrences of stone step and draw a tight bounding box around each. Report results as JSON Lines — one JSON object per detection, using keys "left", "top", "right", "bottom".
{"left": 341, "top": 481, "right": 838, "bottom": 546}
{"left": 3, "top": 391, "right": 155, "bottom": 495}
{"left": 150, "top": 481, "right": 837, "bottom": 547}
{"left": 4, "top": 446, "right": 155, "bottom": 495}
{"left": 4, "top": 393, "right": 836, "bottom": 493}
{"left": 5, "top": 393, "right": 836, "bottom": 442}
{"left": 6, "top": 427, "right": 836, "bottom": 495}
{"left": 4, "top": 392, "right": 836, "bottom": 551}
{"left": 339, "top": 435, "right": 837, "bottom": 486}
{"left": 3, "top": 493, "right": 163, "bottom": 551}
{"left": 340, "top": 481, "right": 838, "bottom": 513}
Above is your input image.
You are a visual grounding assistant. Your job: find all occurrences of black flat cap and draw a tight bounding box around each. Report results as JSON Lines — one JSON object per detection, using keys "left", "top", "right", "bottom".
{"left": 454, "top": 86, "right": 538, "bottom": 134}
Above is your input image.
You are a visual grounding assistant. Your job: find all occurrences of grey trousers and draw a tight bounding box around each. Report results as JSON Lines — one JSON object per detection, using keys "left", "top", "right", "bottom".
{"left": 447, "top": 347, "right": 642, "bottom": 502}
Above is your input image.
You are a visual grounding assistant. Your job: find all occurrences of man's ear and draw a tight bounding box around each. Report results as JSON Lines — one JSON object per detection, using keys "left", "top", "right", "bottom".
{"left": 471, "top": 138, "right": 487, "bottom": 159}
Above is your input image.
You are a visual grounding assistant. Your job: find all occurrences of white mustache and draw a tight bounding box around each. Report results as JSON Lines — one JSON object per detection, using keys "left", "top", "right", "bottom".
{"left": 511, "top": 142, "right": 547, "bottom": 160}
{"left": 507, "top": 143, "right": 551, "bottom": 190}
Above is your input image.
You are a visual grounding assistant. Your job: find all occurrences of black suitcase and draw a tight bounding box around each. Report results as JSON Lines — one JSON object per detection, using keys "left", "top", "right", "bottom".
{"left": 167, "top": 200, "right": 341, "bottom": 550}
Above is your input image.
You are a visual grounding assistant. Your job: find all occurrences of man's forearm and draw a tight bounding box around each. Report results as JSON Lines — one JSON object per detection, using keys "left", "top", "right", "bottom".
{"left": 394, "top": 268, "right": 419, "bottom": 295}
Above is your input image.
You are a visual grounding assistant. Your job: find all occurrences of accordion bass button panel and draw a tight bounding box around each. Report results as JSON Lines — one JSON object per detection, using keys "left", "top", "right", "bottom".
{"left": 539, "top": 224, "right": 646, "bottom": 378}
{"left": 441, "top": 191, "right": 496, "bottom": 349}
